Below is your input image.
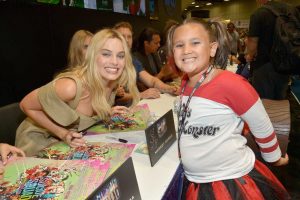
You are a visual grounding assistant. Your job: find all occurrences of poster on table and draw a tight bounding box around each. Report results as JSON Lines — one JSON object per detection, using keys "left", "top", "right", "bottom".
{"left": 87, "top": 157, "right": 141, "bottom": 200}
{"left": 36, "top": 141, "right": 136, "bottom": 178}
{"left": 145, "top": 109, "right": 176, "bottom": 166}
{"left": 86, "top": 104, "right": 150, "bottom": 135}
{"left": 0, "top": 157, "right": 108, "bottom": 199}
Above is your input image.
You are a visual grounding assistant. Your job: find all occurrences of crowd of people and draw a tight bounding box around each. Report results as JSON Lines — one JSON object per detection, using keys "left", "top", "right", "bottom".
{"left": 2, "top": 0, "right": 298, "bottom": 198}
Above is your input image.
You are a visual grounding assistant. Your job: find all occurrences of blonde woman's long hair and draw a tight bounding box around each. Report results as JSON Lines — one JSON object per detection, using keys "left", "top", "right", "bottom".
{"left": 59, "top": 29, "right": 140, "bottom": 120}
{"left": 67, "top": 30, "right": 93, "bottom": 68}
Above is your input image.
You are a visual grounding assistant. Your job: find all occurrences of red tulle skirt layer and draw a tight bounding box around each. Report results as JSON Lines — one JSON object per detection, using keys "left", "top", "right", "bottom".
{"left": 181, "top": 160, "right": 290, "bottom": 200}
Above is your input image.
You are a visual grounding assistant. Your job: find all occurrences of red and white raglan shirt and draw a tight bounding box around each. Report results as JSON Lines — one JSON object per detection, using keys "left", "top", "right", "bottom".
{"left": 179, "top": 70, "right": 281, "bottom": 183}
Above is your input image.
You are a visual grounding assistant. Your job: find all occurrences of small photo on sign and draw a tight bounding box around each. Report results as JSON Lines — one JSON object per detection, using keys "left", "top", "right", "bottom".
{"left": 145, "top": 110, "right": 176, "bottom": 167}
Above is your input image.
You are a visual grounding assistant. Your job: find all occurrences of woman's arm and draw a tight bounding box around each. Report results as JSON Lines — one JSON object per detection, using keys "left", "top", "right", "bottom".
{"left": 139, "top": 71, "right": 178, "bottom": 95}
{"left": 20, "top": 78, "right": 85, "bottom": 147}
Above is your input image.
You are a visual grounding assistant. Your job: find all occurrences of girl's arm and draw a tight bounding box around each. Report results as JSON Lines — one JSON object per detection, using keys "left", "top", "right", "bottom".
{"left": 241, "top": 100, "right": 288, "bottom": 166}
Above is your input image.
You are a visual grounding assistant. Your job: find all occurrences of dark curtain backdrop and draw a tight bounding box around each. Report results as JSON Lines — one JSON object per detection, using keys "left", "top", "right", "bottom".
{"left": 0, "top": 0, "right": 181, "bottom": 106}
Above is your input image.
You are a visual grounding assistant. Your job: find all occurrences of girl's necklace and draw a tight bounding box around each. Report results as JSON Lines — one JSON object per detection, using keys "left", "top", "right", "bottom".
{"left": 177, "top": 66, "right": 214, "bottom": 160}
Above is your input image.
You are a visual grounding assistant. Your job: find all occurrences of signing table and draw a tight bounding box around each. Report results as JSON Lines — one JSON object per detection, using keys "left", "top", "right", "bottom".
{"left": 85, "top": 93, "right": 180, "bottom": 200}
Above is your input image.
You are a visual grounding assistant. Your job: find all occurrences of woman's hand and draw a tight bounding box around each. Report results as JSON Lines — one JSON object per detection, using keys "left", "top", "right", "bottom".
{"left": 62, "top": 131, "right": 86, "bottom": 148}
{"left": 111, "top": 106, "right": 130, "bottom": 115}
{"left": 116, "top": 85, "right": 125, "bottom": 97}
{"left": 0, "top": 143, "right": 25, "bottom": 165}
{"left": 140, "top": 88, "right": 161, "bottom": 99}
{"left": 164, "top": 85, "right": 180, "bottom": 96}
{"left": 272, "top": 153, "right": 289, "bottom": 166}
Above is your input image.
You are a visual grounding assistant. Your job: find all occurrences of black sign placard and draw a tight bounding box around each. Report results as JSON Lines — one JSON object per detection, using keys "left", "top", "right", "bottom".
{"left": 145, "top": 110, "right": 177, "bottom": 167}
{"left": 87, "top": 157, "right": 141, "bottom": 200}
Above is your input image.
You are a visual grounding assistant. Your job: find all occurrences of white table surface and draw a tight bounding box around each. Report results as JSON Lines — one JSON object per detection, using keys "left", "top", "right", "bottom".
{"left": 134, "top": 94, "right": 179, "bottom": 200}
{"left": 85, "top": 93, "right": 180, "bottom": 200}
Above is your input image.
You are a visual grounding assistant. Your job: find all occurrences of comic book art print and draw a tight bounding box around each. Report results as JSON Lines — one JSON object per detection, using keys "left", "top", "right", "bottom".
{"left": 0, "top": 157, "right": 109, "bottom": 200}
{"left": 36, "top": 142, "right": 136, "bottom": 177}
{"left": 86, "top": 104, "right": 150, "bottom": 135}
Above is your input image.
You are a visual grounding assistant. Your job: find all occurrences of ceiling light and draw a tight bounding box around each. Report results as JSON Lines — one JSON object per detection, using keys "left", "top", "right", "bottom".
{"left": 224, "top": 0, "right": 230, "bottom": 1}
{"left": 191, "top": 2, "right": 195, "bottom": 4}
{"left": 195, "top": 5, "right": 200, "bottom": 7}
{"left": 206, "top": 2, "right": 212, "bottom": 6}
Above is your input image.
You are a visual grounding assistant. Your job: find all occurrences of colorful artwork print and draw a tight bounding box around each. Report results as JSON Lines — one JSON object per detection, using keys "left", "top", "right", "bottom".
{"left": 36, "top": 142, "right": 136, "bottom": 178}
{"left": 135, "top": 143, "right": 148, "bottom": 155}
{"left": 87, "top": 104, "right": 150, "bottom": 135}
{"left": 37, "top": 142, "right": 135, "bottom": 162}
{"left": 0, "top": 157, "right": 109, "bottom": 200}
{"left": 37, "top": 142, "right": 110, "bottom": 161}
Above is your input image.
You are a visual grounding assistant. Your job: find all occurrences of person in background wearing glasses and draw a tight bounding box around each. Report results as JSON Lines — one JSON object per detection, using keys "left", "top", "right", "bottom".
{"left": 113, "top": 21, "right": 178, "bottom": 106}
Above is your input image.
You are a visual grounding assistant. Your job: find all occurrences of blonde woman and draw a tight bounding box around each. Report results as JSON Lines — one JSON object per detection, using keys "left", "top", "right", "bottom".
{"left": 15, "top": 29, "right": 140, "bottom": 156}
{"left": 67, "top": 29, "right": 93, "bottom": 68}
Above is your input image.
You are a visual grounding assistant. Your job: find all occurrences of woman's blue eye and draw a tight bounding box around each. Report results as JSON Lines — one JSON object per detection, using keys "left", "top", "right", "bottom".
{"left": 117, "top": 53, "right": 125, "bottom": 59}
{"left": 102, "top": 53, "right": 111, "bottom": 57}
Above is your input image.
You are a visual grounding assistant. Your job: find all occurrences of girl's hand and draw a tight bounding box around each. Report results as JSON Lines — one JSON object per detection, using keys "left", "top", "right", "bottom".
{"left": 0, "top": 143, "right": 25, "bottom": 165}
{"left": 63, "top": 131, "right": 86, "bottom": 148}
{"left": 272, "top": 153, "right": 289, "bottom": 166}
{"left": 111, "top": 106, "right": 130, "bottom": 115}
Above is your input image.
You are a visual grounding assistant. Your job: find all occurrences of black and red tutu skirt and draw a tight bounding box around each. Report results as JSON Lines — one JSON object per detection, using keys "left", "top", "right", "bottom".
{"left": 181, "top": 160, "right": 290, "bottom": 200}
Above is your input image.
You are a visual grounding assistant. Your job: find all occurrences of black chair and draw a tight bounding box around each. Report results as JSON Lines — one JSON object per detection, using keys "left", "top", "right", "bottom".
{"left": 0, "top": 102, "right": 26, "bottom": 145}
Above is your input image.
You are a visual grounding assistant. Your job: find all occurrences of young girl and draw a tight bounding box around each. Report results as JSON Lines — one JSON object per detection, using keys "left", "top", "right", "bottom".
{"left": 15, "top": 29, "right": 139, "bottom": 156}
{"left": 168, "top": 18, "right": 290, "bottom": 199}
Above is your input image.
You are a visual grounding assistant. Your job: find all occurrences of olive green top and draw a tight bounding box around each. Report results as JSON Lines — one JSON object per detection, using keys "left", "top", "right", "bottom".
{"left": 15, "top": 75, "right": 104, "bottom": 156}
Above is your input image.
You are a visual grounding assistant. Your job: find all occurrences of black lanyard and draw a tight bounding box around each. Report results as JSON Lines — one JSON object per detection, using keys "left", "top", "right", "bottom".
{"left": 177, "top": 66, "right": 213, "bottom": 160}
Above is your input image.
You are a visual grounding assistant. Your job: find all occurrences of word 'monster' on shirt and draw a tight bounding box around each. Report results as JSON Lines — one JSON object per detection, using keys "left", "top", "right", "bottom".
{"left": 183, "top": 123, "right": 220, "bottom": 138}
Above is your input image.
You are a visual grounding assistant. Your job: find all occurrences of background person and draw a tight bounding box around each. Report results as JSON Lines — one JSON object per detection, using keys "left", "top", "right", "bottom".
{"left": 67, "top": 29, "right": 93, "bottom": 68}
{"left": 113, "top": 21, "right": 178, "bottom": 104}
{"left": 227, "top": 22, "right": 240, "bottom": 57}
{"left": 247, "top": 0, "right": 290, "bottom": 100}
{"left": 133, "top": 27, "right": 162, "bottom": 76}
